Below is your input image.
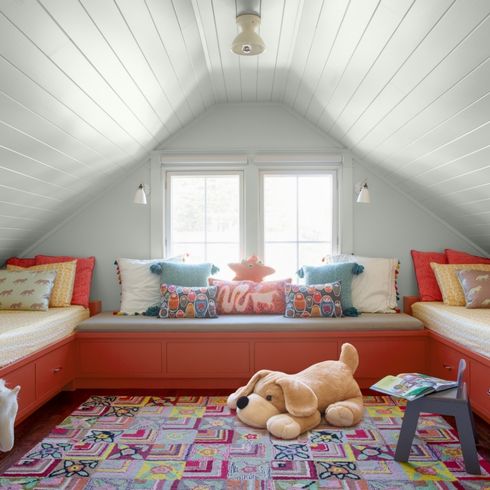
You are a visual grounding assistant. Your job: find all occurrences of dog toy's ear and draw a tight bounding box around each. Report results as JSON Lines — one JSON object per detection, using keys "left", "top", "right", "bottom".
{"left": 227, "top": 370, "right": 272, "bottom": 409}
{"left": 276, "top": 378, "right": 318, "bottom": 417}
{"left": 339, "top": 343, "right": 359, "bottom": 373}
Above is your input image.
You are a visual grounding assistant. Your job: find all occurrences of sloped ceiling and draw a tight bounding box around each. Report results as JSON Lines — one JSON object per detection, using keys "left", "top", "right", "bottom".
{"left": 0, "top": 0, "right": 489, "bottom": 265}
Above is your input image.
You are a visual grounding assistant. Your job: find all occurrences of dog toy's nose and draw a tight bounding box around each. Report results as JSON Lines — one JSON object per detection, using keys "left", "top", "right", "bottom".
{"left": 236, "top": 396, "right": 249, "bottom": 410}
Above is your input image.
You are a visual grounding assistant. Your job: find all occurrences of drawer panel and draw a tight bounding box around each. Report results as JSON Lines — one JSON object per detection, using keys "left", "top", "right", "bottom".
{"left": 341, "top": 338, "right": 428, "bottom": 378}
{"left": 470, "top": 359, "right": 490, "bottom": 417}
{"left": 429, "top": 339, "right": 470, "bottom": 382}
{"left": 166, "top": 341, "right": 250, "bottom": 377}
{"left": 36, "top": 342, "right": 75, "bottom": 397}
{"left": 255, "top": 341, "right": 337, "bottom": 374}
{"left": 78, "top": 341, "right": 162, "bottom": 376}
{"left": 3, "top": 363, "right": 36, "bottom": 418}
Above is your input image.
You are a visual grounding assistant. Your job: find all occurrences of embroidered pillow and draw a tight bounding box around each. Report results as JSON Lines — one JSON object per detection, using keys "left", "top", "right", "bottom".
{"left": 7, "top": 261, "right": 77, "bottom": 307}
{"left": 297, "top": 262, "right": 364, "bottom": 316}
{"left": 0, "top": 270, "right": 56, "bottom": 311}
{"left": 323, "top": 254, "right": 399, "bottom": 313}
{"left": 457, "top": 270, "right": 490, "bottom": 308}
{"left": 411, "top": 250, "right": 447, "bottom": 301}
{"left": 209, "top": 278, "right": 291, "bottom": 314}
{"left": 159, "top": 284, "right": 218, "bottom": 318}
{"left": 430, "top": 263, "right": 490, "bottom": 306}
{"left": 445, "top": 249, "right": 490, "bottom": 265}
{"left": 284, "top": 282, "right": 343, "bottom": 318}
{"left": 150, "top": 261, "right": 219, "bottom": 287}
{"left": 35, "top": 255, "right": 95, "bottom": 308}
{"left": 5, "top": 257, "right": 36, "bottom": 268}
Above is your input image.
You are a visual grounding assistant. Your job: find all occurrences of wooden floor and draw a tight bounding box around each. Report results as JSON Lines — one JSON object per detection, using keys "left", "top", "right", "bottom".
{"left": 0, "top": 389, "right": 489, "bottom": 474}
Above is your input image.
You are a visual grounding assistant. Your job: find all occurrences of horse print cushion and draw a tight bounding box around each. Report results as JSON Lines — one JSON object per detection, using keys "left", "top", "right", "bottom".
{"left": 159, "top": 284, "right": 218, "bottom": 318}
{"left": 0, "top": 270, "right": 57, "bottom": 311}
{"left": 208, "top": 278, "right": 291, "bottom": 314}
{"left": 457, "top": 269, "right": 490, "bottom": 308}
{"left": 284, "top": 282, "right": 343, "bottom": 318}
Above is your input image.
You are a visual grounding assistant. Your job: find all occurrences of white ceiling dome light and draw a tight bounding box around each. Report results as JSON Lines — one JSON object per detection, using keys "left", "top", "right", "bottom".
{"left": 232, "top": 13, "right": 265, "bottom": 56}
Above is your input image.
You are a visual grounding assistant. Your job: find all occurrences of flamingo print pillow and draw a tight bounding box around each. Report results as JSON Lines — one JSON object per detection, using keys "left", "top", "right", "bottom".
{"left": 284, "top": 282, "right": 343, "bottom": 318}
{"left": 159, "top": 284, "right": 218, "bottom": 318}
{"left": 0, "top": 270, "right": 56, "bottom": 311}
{"left": 209, "top": 278, "right": 291, "bottom": 314}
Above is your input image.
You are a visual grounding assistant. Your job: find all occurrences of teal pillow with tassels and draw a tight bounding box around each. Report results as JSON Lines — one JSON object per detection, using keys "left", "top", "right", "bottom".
{"left": 297, "top": 262, "right": 364, "bottom": 317}
{"left": 150, "top": 261, "right": 219, "bottom": 288}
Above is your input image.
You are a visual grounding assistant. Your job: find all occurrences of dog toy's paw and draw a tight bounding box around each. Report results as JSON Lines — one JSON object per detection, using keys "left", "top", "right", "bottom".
{"left": 325, "top": 404, "right": 355, "bottom": 427}
{"left": 267, "top": 414, "right": 301, "bottom": 440}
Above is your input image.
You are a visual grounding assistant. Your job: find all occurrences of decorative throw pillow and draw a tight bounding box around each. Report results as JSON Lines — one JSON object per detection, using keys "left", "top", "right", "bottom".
{"left": 209, "top": 278, "right": 291, "bottom": 314}
{"left": 430, "top": 263, "right": 490, "bottom": 306}
{"left": 7, "top": 261, "right": 77, "bottom": 307}
{"left": 159, "top": 284, "right": 218, "bottom": 318}
{"left": 284, "top": 282, "right": 343, "bottom": 318}
{"left": 457, "top": 270, "right": 490, "bottom": 308}
{"left": 323, "top": 254, "right": 398, "bottom": 313}
{"left": 445, "top": 249, "right": 490, "bottom": 265}
{"left": 35, "top": 255, "right": 95, "bottom": 309}
{"left": 150, "top": 261, "right": 219, "bottom": 287}
{"left": 116, "top": 257, "right": 185, "bottom": 315}
{"left": 297, "top": 263, "right": 364, "bottom": 316}
{"left": 5, "top": 257, "right": 36, "bottom": 268}
{"left": 228, "top": 256, "right": 275, "bottom": 282}
{"left": 0, "top": 270, "right": 56, "bottom": 311}
{"left": 411, "top": 250, "right": 447, "bottom": 301}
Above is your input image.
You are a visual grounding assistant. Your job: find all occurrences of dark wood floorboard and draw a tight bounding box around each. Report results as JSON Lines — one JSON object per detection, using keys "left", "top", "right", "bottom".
{"left": 0, "top": 389, "right": 488, "bottom": 474}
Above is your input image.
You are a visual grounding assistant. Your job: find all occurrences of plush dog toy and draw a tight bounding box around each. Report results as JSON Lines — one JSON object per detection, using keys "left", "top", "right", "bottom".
{"left": 227, "top": 343, "right": 363, "bottom": 439}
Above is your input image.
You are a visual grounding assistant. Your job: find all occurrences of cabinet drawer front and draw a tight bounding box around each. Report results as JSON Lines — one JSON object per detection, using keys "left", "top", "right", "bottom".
{"left": 166, "top": 341, "right": 250, "bottom": 377}
{"left": 78, "top": 341, "right": 162, "bottom": 376}
{"left": 429, "top": 340, "right": 470, "bottom": 382}
{"left": 36, "top": 342, "right": 75, "bottom": 397}
{"left": 470, "top": 359, "right": 490, "bottom": 416}
{"left": 255, "top": 341, "right": 337, "bottom": 373}
{"left": 3, "top": 363, "right": 36, "bottom": 418}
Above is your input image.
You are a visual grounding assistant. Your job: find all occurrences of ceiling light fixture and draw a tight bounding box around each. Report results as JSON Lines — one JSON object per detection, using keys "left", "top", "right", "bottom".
{"left": 232, "top": 13, "right": 265, "bottom": 56}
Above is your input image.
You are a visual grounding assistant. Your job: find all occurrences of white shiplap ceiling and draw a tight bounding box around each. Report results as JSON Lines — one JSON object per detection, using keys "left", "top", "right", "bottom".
{"left": 0, "top": 0, "right": 489, "bottom": 264}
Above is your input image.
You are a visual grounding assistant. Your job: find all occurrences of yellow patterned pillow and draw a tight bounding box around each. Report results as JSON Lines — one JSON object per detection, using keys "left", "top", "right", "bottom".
{"left": 430, "top": 262, "right": 490, "bottom": 306}
{"left": 7, "top": 261, "right": 77, "bottom": 307}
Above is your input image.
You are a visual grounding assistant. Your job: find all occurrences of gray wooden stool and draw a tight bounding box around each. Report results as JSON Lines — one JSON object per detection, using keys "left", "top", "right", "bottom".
{"left": 394, "top": 359, "right": 481, "bottom": 475}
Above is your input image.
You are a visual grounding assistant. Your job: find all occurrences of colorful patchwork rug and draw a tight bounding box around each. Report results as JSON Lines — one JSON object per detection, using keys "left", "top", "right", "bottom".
{"left": 1, "top": 395, "right": 489, "bottom": 489}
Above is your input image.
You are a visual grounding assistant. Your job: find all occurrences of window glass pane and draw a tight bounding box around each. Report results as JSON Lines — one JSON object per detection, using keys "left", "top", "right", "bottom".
{"left": 172, "top": 243, "right": 205, "bottom": 263}
{"left": 299, "top": 242, "right": 331, "bottom": 268}
{"left": 263, "top": 176, "right": 297, "bottom": 242}
{"left": 207, "top": 243, "right": 240, "bottom": 280}
{"left": 264, "top": 242, "right": 297, "bottom": 280}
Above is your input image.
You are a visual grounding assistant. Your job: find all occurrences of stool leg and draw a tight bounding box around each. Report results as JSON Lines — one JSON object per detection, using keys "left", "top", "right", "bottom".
{"left": 395, "top": 402, "right": 420, "bottom": 462}
{"left": 454, "top": 404, "right": 481, "bottom": 475}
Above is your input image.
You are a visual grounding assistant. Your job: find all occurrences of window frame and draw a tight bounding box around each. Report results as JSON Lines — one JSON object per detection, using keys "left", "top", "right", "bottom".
{"left": 258, "top": 168, "right": 339, "bottom": 271}
{"left": 164, "top": 169, "right": 245, "bottom": 262}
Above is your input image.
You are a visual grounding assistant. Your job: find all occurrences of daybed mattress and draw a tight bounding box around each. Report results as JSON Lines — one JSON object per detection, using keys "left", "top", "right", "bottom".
{"left": 412, "top": 302, "right": 490, "bottom": 358}
{"left": 76, "top": 312, "right": 423, "bottom": 333}
{"left": 0, "top": 306, "right": 89, "bottom": 368}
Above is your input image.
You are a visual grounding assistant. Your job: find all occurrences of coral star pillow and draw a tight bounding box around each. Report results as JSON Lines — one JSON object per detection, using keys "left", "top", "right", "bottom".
{"left": 209, "top": 278, "right": 291, "bottom": 314}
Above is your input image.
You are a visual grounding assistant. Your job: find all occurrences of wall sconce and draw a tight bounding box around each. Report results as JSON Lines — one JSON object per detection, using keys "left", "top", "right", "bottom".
{"left": 133, "top": 184, "right": 148, "bottom": 205}
{"left": 355, "top": 180, "right": 371, "bottom": 204}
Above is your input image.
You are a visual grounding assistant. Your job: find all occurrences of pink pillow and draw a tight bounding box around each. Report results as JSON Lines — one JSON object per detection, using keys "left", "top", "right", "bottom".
{"left": 445, "top": 248, "right": 490, "bottom": 265}
{"left": 35, "top": 255, "right": 95, "bottom": 308}
{"left": 411, "top": 250, "right": 447, "bottom": 302}
{"left": 209, "top": 278, "right": 291, "bottom": 314}
{"left": 5, "top": 257, "right": 36, "bottom": 267}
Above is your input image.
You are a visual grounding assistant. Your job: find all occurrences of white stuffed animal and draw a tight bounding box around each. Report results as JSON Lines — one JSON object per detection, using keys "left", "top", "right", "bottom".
{"left": 0, "top": 380, "right": 20, "bottom": 452}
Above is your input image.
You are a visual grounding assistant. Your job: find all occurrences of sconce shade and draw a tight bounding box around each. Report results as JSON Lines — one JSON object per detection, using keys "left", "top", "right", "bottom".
{"left": 357, "top": 183, "right": 371, "bottom": 204}
{"left": 133, "top": 184, "right": 147, "bottom": 205}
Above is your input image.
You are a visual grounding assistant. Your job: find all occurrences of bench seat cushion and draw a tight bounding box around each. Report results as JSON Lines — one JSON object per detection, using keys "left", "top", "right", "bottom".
{"left": 76, "top": 312, "right": 423, "bottom": 333}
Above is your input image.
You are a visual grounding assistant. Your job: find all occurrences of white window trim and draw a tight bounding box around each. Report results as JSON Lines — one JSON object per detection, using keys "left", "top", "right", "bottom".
{"left": 149, "top": 150, "right": 353, "bottom": 259}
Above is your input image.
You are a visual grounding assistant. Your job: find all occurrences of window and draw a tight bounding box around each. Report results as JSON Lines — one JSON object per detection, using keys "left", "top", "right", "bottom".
{"left": 262, "top": 172, "right": 336, "bottom": 279}
{"left": 166, "top": 173, "right": 242, "bottom": 273}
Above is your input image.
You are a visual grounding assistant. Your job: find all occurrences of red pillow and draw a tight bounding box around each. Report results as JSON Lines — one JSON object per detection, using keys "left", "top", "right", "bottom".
{"left": 5, "top": 257, "right": 36, "bottom": 267}
{"left": 411, "top": 250, "right": 447, "bottom": 302}
{"left": 35, "top": 255, "right": 95, "bottom": 308}
{"left": 445, "top": 248, "right": 490, "bottom": 265}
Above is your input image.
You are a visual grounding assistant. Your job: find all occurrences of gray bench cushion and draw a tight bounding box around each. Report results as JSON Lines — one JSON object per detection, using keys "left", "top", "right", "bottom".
{"left": 76, "top": 312, "right": 423, "bottom": 333}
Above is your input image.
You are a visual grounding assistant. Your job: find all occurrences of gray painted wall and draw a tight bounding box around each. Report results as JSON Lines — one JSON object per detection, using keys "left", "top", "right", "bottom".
{"left": 26, "top": 104, "right": 483, "bottom": 310}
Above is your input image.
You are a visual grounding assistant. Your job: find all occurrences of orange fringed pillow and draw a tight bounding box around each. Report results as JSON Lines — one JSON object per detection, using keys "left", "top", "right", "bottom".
{"left": 228, "top": 256, "right": 275, "bottom": 282}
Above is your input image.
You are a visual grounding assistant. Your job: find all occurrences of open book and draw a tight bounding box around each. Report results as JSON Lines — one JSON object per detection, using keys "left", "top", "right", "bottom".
{"left": 370, "top": 373, "right": 458, "bottom": 401}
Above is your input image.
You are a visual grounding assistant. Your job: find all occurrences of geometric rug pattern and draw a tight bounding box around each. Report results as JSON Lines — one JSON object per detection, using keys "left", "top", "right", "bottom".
{"left": 1, "top": 395, "right": 489, "bottom": 489}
